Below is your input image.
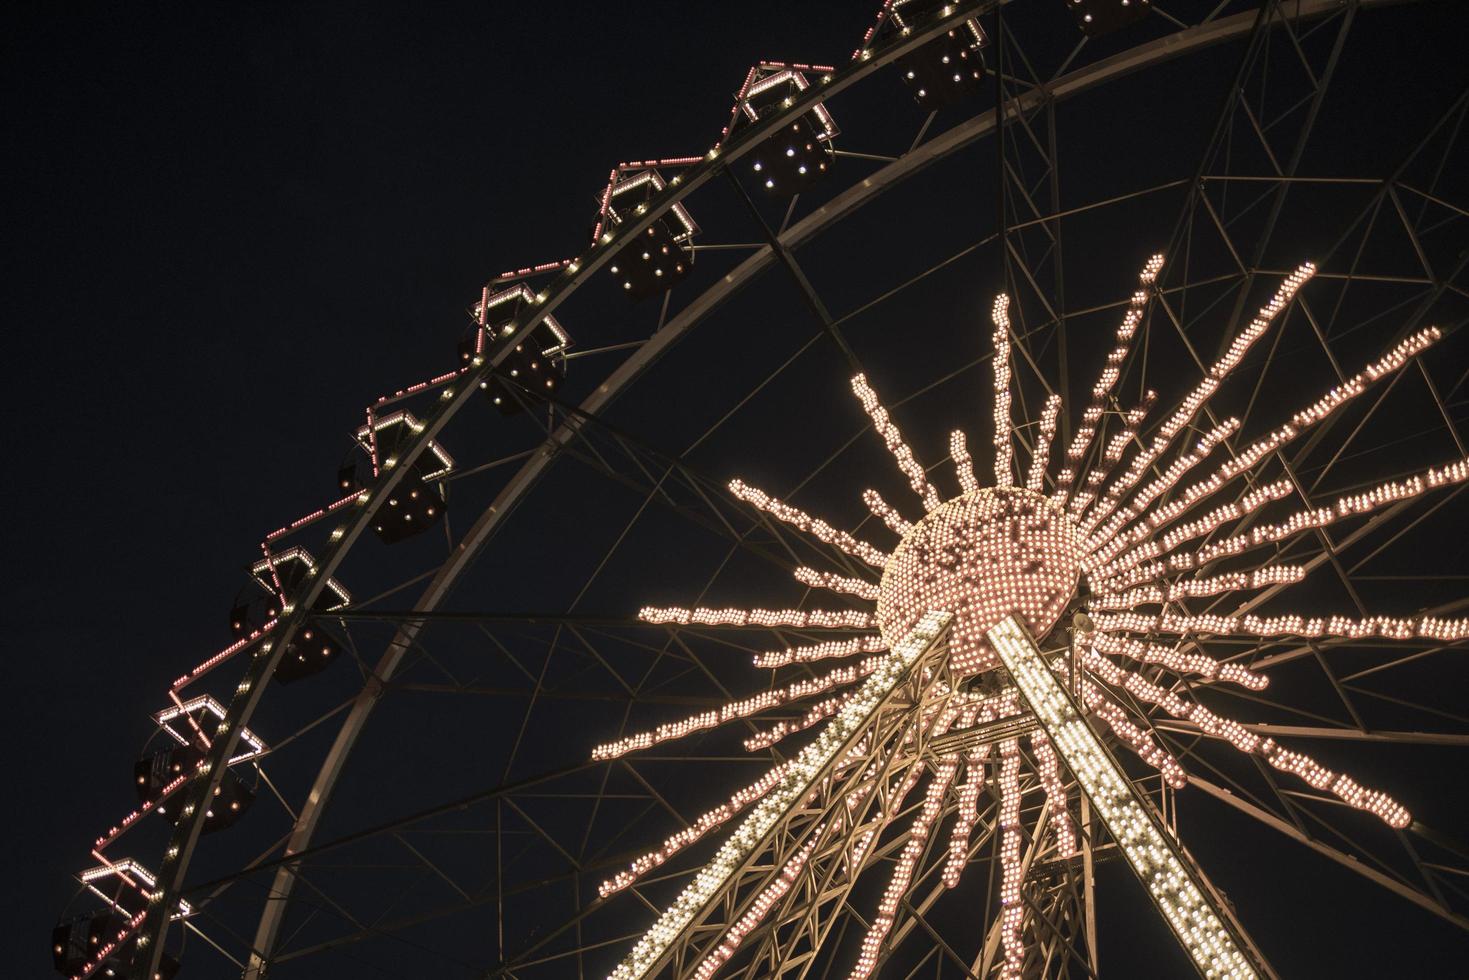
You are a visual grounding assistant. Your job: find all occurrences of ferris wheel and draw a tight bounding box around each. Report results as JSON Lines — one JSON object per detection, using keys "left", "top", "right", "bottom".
{"left": 52, "top": 1, "right": 1469, "bottom": 978}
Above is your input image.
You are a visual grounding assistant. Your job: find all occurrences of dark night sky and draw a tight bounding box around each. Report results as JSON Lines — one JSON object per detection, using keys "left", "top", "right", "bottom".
{"left": 6, "top": 2, "right": 1469, "bottom": 977}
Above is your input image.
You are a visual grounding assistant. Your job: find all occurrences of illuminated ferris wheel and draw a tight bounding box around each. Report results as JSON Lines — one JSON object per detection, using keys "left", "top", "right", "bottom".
{"left": 53, "top": 2, "right": 1469, "bottom": 978}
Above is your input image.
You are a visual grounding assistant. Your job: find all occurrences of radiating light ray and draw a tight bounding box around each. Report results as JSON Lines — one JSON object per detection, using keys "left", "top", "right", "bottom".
{"left": 599, "top": 761, "right": 797, "bottom": 898}
{"left": 942, "top": 747, "right": 990, "bottom": 887}
{"left": 1089, "top": 631, "right": 1266, "bottom": 690}
{"left": 1031, "top": 732, "right": 1076, "bottom": 857}
{"left": 639, "top": 605, "right": 874, "bottom": 629}
{"left": 862, "top": 488, "right": 913, "bottom": 537}
{"left": 753, "top": 634, "right": 888, "bottom": 669}
{"left": 745, "top": 689, "right": 859, "bottom": 751}
{"left": 1099, "top": 558, "right": 1305, "bottom": 597}
{"left": 1171, "top": 458, "right": 1469, "bottom": 568}
{"left": 951, "top": 429, "right": 980, "bottom": 495}
{"left": 592, "top": 653, "right": 886, "bottom": 760}
{"left": 1026, "top": 394, "right": 1063, "bottom": 493}
{"left": 1093, "top": 610, "right": 1469, "bottom": 641}
{"left": 1088, "top": 475, "right": 1292, "bottom": 581}
{"left": 852, "top": 374, "right": 942, "bottom": 512}
{"left": 691, "top": 822, "right": 826, "bottom": 980}
{"left": 1084, "top": 416, "right": 1240, "bottom": 542}
{"left": 1104, "top": 393, "right": 1156, "bottom": 464}
{"left": 1258, "top": 739, "right": 1410, "bottom": 828}
{"left": 795, "top": 566, "right": 881, "bottom": 601}
{"left": 1086, "top": 264, "right": 1314, "bottom": 529}
{"left": 991, "top": 297, "right": 1016, "bottom": 488}
{"left": 1081, "top": 679, "right": 1187, "bottom": 788}
{"left": 997, "top": 738, "right": 1026, "bottom": 980}
{"left": 851, "top": 756, "right": 961, "bottom": 979}
{"left": 1126, "top": 327, "right": 1442, "bottom": 542}
{"left": 1093, "top": 565, "right": 1306, "bottom": 612}
{"left": 1069, "top": 393, "right": 1157, "bottom": 517}
{"left": 729, "top": 478, "right": 890, "bottom": 567}
{"left": 1084, "top": 648, "right": 1409, "bottom": 826}
{"left": 1056, "top": 254, "right": 1163, "bottom": 501}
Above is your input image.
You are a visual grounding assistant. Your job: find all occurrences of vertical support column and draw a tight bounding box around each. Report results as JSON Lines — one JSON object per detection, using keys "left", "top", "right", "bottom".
{"left": 986, "top": 616, "right": 1273, "bottom": 980}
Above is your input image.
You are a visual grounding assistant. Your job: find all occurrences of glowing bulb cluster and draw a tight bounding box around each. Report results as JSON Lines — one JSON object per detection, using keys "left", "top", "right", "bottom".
{"left": 876, "top": 488, "right": 1086, "bottom": 675}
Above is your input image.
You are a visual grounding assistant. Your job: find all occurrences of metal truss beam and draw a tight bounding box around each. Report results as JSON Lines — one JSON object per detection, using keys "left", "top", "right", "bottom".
{"left": 608, "top": 612, "right": 955, "bottom": 980}
{"left": 988, "top": 617, "right": 1276, "bottom": 980}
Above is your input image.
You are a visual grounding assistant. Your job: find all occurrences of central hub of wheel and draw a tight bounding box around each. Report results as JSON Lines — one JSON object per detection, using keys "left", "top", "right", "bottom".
{"left": 876, "top": 487, "right": 1086, "bottom": 676}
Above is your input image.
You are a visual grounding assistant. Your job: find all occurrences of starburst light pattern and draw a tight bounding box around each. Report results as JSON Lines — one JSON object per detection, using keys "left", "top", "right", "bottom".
{"left": 600, "top": 254, "right": 1468, "bottom": 979}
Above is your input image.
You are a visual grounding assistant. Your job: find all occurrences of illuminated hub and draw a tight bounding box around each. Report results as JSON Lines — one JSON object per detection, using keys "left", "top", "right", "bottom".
{"left": 866, "top": 0, "right": 987, "bottom": 109}
{"left": 877, "top": 487, "right": 1086, "bottom": 676}
{"left": 1066, "top": 0, "right": 1153, "bottom": 37}
{"left": 724, "top": 63, "right": 838, "bottom": 197}
{"left": 599, "top": 165, "right": 699, "bottom": 300}
{"left": 351, "top": 411, "right": 454, "bottom": 543}
{"left": 467, "top": 283, "right": 573, "bottom": 410}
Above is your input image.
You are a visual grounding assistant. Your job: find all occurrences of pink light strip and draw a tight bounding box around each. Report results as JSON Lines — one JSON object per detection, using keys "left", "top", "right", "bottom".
{"left": 261, "top": 490, "right": 366, "bottom": 545}
{"left": 93, "top": 773, "right": 189, "bottom": 851}
{"left": 490, "top": 258, "right": 574, "bottom": 285}
{"left": 171, "top": 620, "right": 275, "bottom": 690}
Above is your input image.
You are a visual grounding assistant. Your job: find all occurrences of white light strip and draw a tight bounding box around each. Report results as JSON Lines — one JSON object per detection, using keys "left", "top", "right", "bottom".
{"left": 475, "top": 283, "right": 573, "bottom": 355}
{"left": 607, "top": 611, "right": 952, "bottom": 980}
{"left": 153, "top": 695, "right": 266, "bottom": 763}
{"left": 250, "top": 546, "right": 352, "bottom": 608}
{"left": 353, "top": 410, "right": 456, "bottom": 479}
{"left": 80, "top": 859, "right": 193, "bottom": 918}
{"left": 987, "top": 616, "right": 1259, "bottom": 980}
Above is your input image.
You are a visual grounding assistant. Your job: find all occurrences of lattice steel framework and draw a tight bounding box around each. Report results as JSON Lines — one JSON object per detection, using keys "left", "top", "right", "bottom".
{"left": 48, "top": 2, "right": 1469, "bottom": 979}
